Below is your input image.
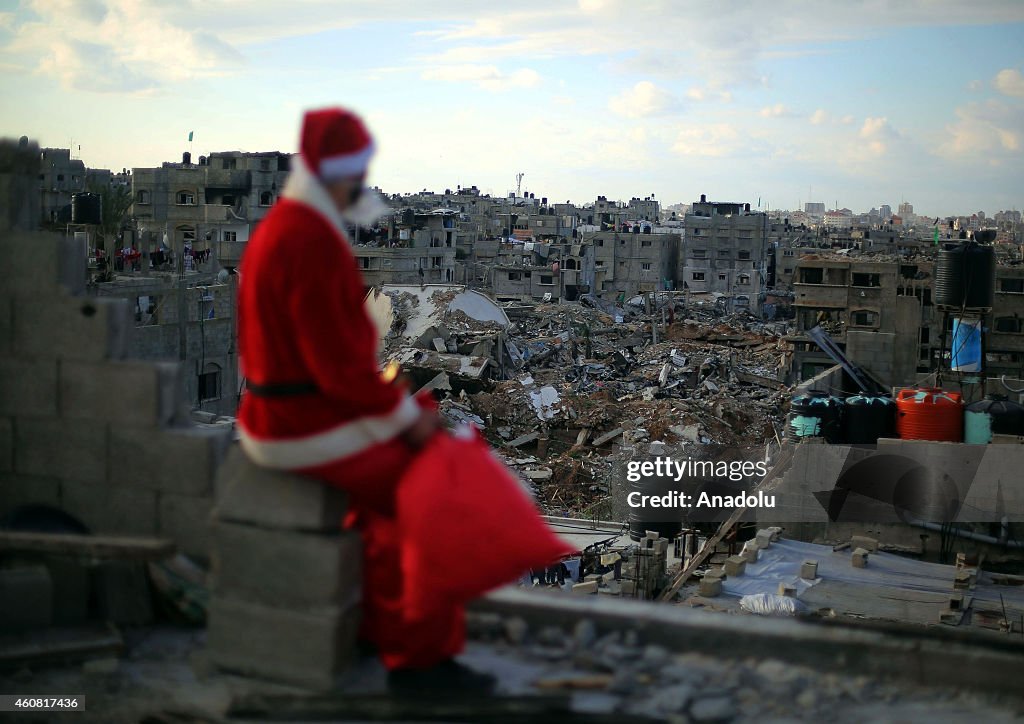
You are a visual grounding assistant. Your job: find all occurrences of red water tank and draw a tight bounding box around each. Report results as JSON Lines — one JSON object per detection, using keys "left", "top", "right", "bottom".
{"left": 895, "top": 388, "right": 964, "bottom": 442}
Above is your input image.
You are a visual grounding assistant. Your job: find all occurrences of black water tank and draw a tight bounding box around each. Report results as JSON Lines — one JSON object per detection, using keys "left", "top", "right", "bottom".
{"left": 71, "top": 192, "right": 102, "bottom": 225}
{"left": 934, "top": 241, "right": 995, "bottom": 310}
{"left": 182, "top": 151, "right": 192, "bottom": 165}
{"left": 964, "top": 394, "right": 1024, "bottom": 444}
{"left": 843, "top": 393, "right": 895, "bottom": 444}
{"left": 788, "top": 391, "right": 843, "bottom": 443}
{"left": 628, "top": 489, "right": 683, "bottom": 541}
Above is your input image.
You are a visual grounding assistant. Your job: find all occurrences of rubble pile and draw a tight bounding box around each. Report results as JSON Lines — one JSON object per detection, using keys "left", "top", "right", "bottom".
{"left": 381, "top": 291, "right": 795, "bottom": 518}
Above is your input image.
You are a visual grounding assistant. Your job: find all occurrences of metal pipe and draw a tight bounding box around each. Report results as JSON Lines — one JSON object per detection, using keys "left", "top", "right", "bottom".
{"left": 905, "top": 515, "right": 1024, "bottom": 549}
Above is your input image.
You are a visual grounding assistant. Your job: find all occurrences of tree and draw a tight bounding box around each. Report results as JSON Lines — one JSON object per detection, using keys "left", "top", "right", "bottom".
{"left": 88, "top": 183, "right": 132, "bottom": 251}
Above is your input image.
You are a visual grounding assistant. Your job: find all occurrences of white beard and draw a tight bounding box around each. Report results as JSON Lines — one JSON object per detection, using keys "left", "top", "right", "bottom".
{"left": 341, "top": 188, "right": 390, "bottom": 227}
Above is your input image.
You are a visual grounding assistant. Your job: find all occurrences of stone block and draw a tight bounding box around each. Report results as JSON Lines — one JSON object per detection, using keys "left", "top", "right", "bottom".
{"left": 0, "top": 565, "right": 53, "bottom": 632}
{"left": 12, "top": 293, "right": 129, "bottom": 361}
{"left": 0, "top": 472, "right": 62, "bottom": 515}
{"left": 210, "top": 521, "right": 362, "bottom": 610}
{"left": 800, "top": 560, "right": 818, "bottom": 580}
{"left": 15, "top": 418, "right": 108, "bottom": 484}
{"left": 61, "top": 479, "right": 158, "bottom": 536}
{"left": 620, "top": 580, "right": 636, "bottom": 596}
{"left": 705, "top": 568, "right": 726, "bottom": 581}
{"left": 601, "top": 570, "right": 617, "bottom": 583}
{"left": 852, "top": 548, "right": 869, "bottom": 569}
{"left": 94, "top": 561, "right": 153, "bottom": 626}
{"left": 755, "top": 529, "right": 773, "bottom": 549}
{"left": 723, "top": 556, "right": 746, "bottom": 577}
{"left": 159, "top": 493, "right": 214, "bottom": 561}
{"left": 0, "top": 358, "right": 58, "bottom": 417}
{"left": 60, "top": 360, "right": 183, "bottom": 426}
{"left": 850, "top": 535, "right": 878, "bottom": 552}
{"left": 110, "top": 424, "right": 231, "bottom": 495}
{"left": 213, "top": 447, "right": 348, "bottom": 532}
{"left": 572, "top": 580, "right": 598, "bottom": 594}
{"left": 699, "top": 576, "right": 722, "bottom": 597}
{"left": 0, "top": 417, "right": 10, "bottom": 472}
{"left": 206, "top": 594, "right": 359, "bottom": 690}
{"left": 654, "top": 538, "right": 670, "bottom": 554}
{"left": 778, "top": 583, "right": 797, "bottom": 597}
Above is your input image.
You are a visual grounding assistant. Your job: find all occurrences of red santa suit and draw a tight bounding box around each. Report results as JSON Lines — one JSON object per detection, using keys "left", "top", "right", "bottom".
{"left": 237, "top": 109, "right": 463, "bottom": 670}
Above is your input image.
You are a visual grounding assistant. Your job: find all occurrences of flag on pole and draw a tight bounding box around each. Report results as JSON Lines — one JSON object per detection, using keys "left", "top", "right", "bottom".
{"left": 934, "top": 227, "right": 939, "bottom": 245}
{"left": 188, "top": 131, "right": 194, "bottom": 142}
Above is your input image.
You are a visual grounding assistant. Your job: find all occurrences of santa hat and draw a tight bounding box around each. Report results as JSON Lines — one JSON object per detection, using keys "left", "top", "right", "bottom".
{"left": 300, "top": 107, "right": 375, "bottom": 182}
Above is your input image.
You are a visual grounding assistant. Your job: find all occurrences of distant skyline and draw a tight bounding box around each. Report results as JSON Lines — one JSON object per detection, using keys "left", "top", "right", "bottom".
{"left": 1, "top": 1, "right": 1023, "bottom": 218}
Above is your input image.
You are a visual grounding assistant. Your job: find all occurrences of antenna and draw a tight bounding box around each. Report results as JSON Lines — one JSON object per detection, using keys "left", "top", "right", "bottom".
{"left": 515, "top": 172, "right": 524, "bottom": 197}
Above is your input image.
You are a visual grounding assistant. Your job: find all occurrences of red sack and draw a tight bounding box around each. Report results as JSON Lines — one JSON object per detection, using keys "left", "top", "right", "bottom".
{"left": 396, "top": 427, "right": 575, "bottom": 619}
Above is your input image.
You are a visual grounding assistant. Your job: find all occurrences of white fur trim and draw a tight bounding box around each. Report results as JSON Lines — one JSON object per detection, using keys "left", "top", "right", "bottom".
{"left": 318, "top": 143, "right": 374, "bottom": 180}
{"left": 238, "top": 395, "right": 421, "bottom": 469}
{"left": 281, "top": 155, "right": 350, "bottom": 239}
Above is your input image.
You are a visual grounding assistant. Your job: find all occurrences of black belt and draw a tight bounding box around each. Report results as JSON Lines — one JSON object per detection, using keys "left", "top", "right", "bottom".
{"left": 246, "top": 380, "right": 319, "bottom": 397}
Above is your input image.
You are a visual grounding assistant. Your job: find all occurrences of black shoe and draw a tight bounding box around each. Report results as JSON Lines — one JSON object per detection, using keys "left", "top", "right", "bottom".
{"left": 388, "top": 659, "right": 497, "bottom": 696}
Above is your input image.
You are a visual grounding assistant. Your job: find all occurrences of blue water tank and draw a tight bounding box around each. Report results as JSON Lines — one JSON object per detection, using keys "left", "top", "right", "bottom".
{"left": 951, "top": 317, "right": 982, "bottom": 372}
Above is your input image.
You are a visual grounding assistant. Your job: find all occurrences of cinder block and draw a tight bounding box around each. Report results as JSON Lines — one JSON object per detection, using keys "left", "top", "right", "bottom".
{"left": 60, "top": 360, "right": 183, "bottom": 425}
{"left": 207, "top": 594, "right": 359, "bottom": 690}
{"left": 699, "top": 576, "right": 722, "bottom": 597}
{"left": 778, "top": 583, "right": 797, "bottom": 597}
{"left": 110, "top": 425, "right": 231, "bottom": 495}
{"left": 159, "top": 493, "right": 214, "bottom": 560}
{"left": 12, "top": 294, "right": 129, "bottom": 361}
{"left": 211, "top": 521, "right": 362, "bottom": 609}
{"left": 850, "top": 535, "right": 878, "bottom": 552}
{"left": 755, "top": 529, "right": 773, "bottom": 549}
{"left": 600, "top": 551, "right": 621, "bottom": 566}
{"left": 0, "top": 296, "right": 11, "bottom": 355}
{"left": 0, "top": 472, "right": 62, "bottom": 515}
{"left": 0, "top": 417, "right": 11, "bottom": 472}
{"left": 741, "top": 541, "right": 759, "bottom": 563}
{"left": 654, "top": 538, "right": 670, "bottom": 554}
{"left": 601, "top": 570, "right": 617, "bottom": 583}
{"left": 852, "top": 548, "right": 869, "bottom": 569}
{"left": 0, "top": 358, "right": 58, "bottom": 417}
{"left": 572, "top": 580, "right": 598, "bottom": 594}
{"left": 61, "top": 479, "right": 157, "bottom": 536}
{"left": 723, "top": 556, "right": 747, "bottom": 577}
{"left": 94, "top": 561, "right": 153, "bottom": 626}
{"left": 213, "top": 447, "right": 348, "bottom": 531}
{"left": 0, "top": 232, "right": 65, "bottom": 294}
{"left": 0, "top": 565, "right": 53, "bottom": 632}
{"left": 15, "top": 418, "right": 108, "bottom": 484}
{"left": 800, "top": 560, "right": 818, "bottom": 579}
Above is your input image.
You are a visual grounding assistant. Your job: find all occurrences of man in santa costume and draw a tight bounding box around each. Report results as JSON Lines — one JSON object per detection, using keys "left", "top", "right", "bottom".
{"left": 236, "top": 108, "right": 494, "bottom": 693}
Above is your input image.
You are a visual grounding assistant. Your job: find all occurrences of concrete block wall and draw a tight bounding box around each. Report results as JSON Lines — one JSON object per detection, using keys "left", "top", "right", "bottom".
{"left": 206, "top": 447, "right": 361, "bottom": 689}
{"left": 0, "top": 231, "right": 232, "bottom": 560}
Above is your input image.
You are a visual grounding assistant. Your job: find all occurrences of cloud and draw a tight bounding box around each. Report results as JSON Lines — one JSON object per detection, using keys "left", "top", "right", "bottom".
{"left": 942, "top": 100, "right": 1023, "bottom": 157}
{"left": 758, "top": 103, "right": 791, "bottom": 118}
{"left": 3, "top": 0, "right": 243, "bottom": 93}
{"left": 858, "top": 116, "right": 899, "bottom": 156}
{"left": 671, "top": 123, "right": 740, "bottom": 157}
{"left": 421, "top": 64, "right": 540, "bottom": 91}
{"left": 809, "top": 109, "right": 830, "bottom": 125}
{"left": 608, "top": 81, "right": 679, "bottom": 118}
{"left": 686, "top": 86, "right": 732, "bottom": 103}
{"left": 993, "top": 68, "right": 1024, "bottom": 98}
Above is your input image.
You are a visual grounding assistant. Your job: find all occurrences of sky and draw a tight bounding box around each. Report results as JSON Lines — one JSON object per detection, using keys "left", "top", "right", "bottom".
{"left": 1, "top": 0, "right": 1022, "bottom": 218}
